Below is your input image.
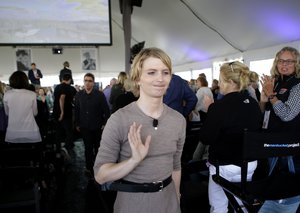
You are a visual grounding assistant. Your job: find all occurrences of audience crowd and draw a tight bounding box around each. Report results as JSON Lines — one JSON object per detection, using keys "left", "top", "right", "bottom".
{"left": 0, "top": 46, "right": 300, "bottom": 212}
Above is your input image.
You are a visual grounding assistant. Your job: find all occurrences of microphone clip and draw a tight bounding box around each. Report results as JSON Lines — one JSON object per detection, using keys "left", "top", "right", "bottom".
{"left": 153, "top": 119, "right": 158, "bottom": 130}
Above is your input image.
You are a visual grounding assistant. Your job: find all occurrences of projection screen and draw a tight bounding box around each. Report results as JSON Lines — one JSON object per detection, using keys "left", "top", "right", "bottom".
{"left": 0, "top": 0, "right": 112, "bottom": 45}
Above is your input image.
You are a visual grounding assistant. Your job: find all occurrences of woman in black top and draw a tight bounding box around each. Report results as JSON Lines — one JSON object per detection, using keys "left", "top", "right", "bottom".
{"left": 199, "top": 61, "right": 262, "bottom": 213}
{"left": 115, "top": 79, "right": 138, "bottom": 112}
{"left": 261, "top": 46, "right": 300, "bottom": 132}
{"left": 109, "top": 71, "right": 128, "bottom": 113}
{"left": 261, "top": 46, "right": 300, "bottom": 174}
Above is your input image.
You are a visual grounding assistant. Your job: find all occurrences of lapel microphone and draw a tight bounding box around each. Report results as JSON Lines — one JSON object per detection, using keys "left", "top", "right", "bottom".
{"left": 153, "top": 119, "right": 158, "bottom": 130}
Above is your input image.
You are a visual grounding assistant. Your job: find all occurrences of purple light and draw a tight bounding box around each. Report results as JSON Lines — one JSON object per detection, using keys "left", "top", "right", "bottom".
{"left": 258, "top": 7, "right": 300, "bottom": 41}
{"left": 183, "top": 47, "right": 210, "bottom": 61}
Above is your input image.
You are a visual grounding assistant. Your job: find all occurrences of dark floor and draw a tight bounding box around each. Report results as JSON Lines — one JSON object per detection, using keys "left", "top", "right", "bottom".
{"left": 49, "top": 140, "right": 210, "bottom": 213}
{"left": 29, "top": 139, "right": 208, "bottom": 213}
{"left": 4, "top": 139, "right": 299, "bottom": 213}
{"left": 52, "top": 140, "right": 89, "bottom": 213}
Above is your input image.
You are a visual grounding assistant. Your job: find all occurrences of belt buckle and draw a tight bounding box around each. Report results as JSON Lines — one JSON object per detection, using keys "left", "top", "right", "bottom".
{"left": 152, "top": 180, "right": 163, "bottom": 192}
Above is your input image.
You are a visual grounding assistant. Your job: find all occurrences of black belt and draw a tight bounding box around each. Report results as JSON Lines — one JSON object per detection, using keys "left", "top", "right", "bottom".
{"left": 106, "top": 176, "right": 172, "bottom": 193}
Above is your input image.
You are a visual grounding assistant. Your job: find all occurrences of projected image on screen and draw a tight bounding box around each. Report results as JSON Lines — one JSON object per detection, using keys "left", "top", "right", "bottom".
{"left": 0, "top": 0, "right": 111, "bottom": 45}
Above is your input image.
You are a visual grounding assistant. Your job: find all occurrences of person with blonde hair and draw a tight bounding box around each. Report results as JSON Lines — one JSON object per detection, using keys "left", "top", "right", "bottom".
{"left": 260, "top": 46, "right": 300, "bottom": 184}
{"left": 114, "top": 79, "right": 139, "bottom": 112}
{"left": 109, "top": 71, "right": 128, "bottom": 113}
{"left": 94, "top": 47, "right": 186, "bottom": 213}
{"left": 199, "top": 61, "right": 262, "bottom": 213}
{"left": 260, "top": 46, "right": 300, "bottom": 129}
{"left": 246, "top": 71, "right": 260, "bottom": 102}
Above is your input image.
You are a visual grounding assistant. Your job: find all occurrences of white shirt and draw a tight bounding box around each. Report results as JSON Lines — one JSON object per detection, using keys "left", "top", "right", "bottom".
{"left": 247, "top": 86, "right": 258, "bottom": 102}
{"left": 3, "top": 89, "right": 41, "bottom": 143}
{"left": 33, "top": 69, "right": 38, "bottom": 78}
{"left": 195, "top": 87, "right": 214, "bottom": 112}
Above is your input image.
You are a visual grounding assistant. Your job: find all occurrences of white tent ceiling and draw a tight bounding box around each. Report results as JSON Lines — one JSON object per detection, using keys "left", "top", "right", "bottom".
{"left": 110, "top": 0, "right": 300, "bottom": 68}
{"left": 1, "top": 0, "right": 300, "bottom": 84}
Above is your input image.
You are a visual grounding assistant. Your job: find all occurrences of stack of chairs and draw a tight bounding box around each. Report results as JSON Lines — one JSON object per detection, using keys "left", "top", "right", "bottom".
{"left": 212, "top": 130, "right": 300, "bottom": 212}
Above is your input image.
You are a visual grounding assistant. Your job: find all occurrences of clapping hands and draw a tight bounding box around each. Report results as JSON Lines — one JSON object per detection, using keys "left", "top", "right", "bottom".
{"left": 260, "top": 74, "right": 276, "bottom": 101}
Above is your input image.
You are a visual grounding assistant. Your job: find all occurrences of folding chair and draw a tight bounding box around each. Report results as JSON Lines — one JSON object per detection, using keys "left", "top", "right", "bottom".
{"left": 212, "top": 130, "right": 300, "bottom": 213}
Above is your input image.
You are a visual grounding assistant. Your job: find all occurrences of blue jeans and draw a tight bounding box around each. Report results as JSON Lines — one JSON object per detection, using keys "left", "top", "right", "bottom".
{"left": 258, "top": 195, "right": 300, "bottom": 213}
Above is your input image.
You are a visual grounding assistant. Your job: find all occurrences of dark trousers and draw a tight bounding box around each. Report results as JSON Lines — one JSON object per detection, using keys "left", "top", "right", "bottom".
{"left": 55, "top": 118, "right": 74, "bottom": 151}
{"left": 80, "top": 128, "right": 102, "bottom": 172}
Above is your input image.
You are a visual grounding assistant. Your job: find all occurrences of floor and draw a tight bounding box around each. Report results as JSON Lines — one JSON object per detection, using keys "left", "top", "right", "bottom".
{"left": 40, "top": 139, "right": 109, "bottom": 213}
{"left": 53, "top": 140, "right": 299, "bottom": 213}
{"left": 52, "top": 140, "right": 89, "bottom": 213}
{"left": 45, "top": 139, "right": 210, "bottom": 213}
{"left": 6, "top": 138, "right": 299, "bottom": 213}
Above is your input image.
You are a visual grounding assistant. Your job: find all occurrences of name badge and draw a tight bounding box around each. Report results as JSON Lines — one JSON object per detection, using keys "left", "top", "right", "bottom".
{"left": 262, "top": 110, "right": 270, "bottom": 129}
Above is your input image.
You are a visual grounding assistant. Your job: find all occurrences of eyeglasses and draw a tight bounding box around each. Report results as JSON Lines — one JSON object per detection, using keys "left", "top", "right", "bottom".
{"left": 277, "top": 59, "right": 296, "bottom": 65}
{"left": 84, "top": 79, "right": 94, "bottom": 83}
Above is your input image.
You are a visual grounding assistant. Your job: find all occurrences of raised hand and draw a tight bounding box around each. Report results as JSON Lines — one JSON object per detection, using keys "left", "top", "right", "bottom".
{"left": 127, "top": 122, "right": 151, "bottom": 164}
{"left": 260, "top": 74, "right": 276, "bottom": 98}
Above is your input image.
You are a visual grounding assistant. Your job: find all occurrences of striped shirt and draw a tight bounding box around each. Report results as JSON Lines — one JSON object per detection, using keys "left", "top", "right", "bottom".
{"left": 273, "top": 83, "right": 300, "bottom": 122}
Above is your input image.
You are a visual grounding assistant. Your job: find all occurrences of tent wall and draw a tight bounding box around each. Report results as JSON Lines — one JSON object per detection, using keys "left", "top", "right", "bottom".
{"left": 1, "top": 40, "right": 300, "bottom": 84}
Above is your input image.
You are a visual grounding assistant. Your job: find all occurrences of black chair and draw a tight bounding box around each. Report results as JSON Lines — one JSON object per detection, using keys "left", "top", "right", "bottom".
{"left": 212, "top": 131, "right": 300, "bottom": 213}
{"left": 0, "top": 144, "right": 42, "bottom": 213}
{"left": 0, "top": 166, "right": 41, "bottom": 213}
{"left": 182, "top": 121, "right": 203, "bottom": 163}
{"left": 180, "top": 159, "right": 210, "bottom": 213}
{"left": 0, "top": 144, "right": 42, "bottom": 167}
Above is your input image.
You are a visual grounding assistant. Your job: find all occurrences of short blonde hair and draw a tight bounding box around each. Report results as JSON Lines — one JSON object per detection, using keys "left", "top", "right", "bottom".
{"left": 220, "top": 61, "right": 250, "bottom": 91}
{"left": 130, "top": 47, "right": 172, "bottom": 91}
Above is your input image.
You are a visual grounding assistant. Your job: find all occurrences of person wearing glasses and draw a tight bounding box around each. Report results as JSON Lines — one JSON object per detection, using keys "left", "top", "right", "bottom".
{"left": 260, "top": 46, "right": 300, "bottom": 133}
{"left": 199, "top": 61, "right": 262, "bottom": 213}
{"left": 261, "top": 47, "right": 300, "bottom": 168}
{"left": 94, "top": 48, "right": 186, "bottom": 213}
{"left": 74, "top": 73, "right": 110, "bottom": 175}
